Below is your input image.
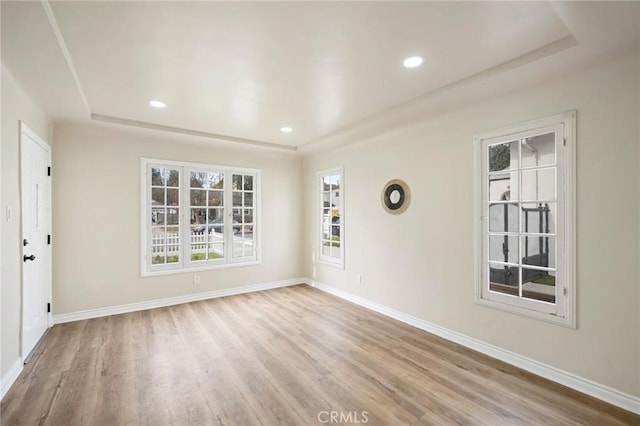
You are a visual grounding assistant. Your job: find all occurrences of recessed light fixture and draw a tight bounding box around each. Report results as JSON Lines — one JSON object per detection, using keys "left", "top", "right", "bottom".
{"left": 149, "top": 100, "right": 167, "bottom": 108}
{"left": 403, "top": 56, "right": 423, "bottom": 68}
{"left": 280, "top": 126, "right": 293, "bottom": 133}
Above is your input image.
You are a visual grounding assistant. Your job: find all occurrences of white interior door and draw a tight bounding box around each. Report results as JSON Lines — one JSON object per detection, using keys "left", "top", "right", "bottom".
{"left": 20, "top": 122, "right": 51, "bottom": 360}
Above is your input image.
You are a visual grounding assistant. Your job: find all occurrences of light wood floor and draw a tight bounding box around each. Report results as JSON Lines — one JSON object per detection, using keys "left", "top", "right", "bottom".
{"left": 2, "top": 285, "right": 638, "bottom": 425}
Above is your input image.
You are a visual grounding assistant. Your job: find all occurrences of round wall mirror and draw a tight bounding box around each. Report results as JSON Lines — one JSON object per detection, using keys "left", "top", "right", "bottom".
{"left": 381, "top": 179, "right": 410, "bottom": 214}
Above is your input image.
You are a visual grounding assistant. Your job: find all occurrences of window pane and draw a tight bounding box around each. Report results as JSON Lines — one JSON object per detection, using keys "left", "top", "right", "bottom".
{"left": 322, "top": 243, "right": 331, "bottom": 257}
{"left": 522, "top": 203, "right": 555, "bottom": 234}
{"left": 233, "top": 234, "right": 243, "bottom": 257}
{"left": 151, "top": 249, "right": 165, "bottom": 264}
{"left": 489, "top": 141, "right": 517, "bottom": 172}
{"left": 152, "top": 208, "right": 165, "bottom": 225}
{"left": 331, "top": 212, "right": 340, "bottom": 226}
{"left": 190, "top": 250, "right": 205, "bottom": 262}
{"left": 166, "top": 208, "right": 179, "bottom": 225}
{"left": 151, "top": 168, "right": 165, "bottom": 186}
{"left": 523, "top": 269, "right": 556, "bottom": 303}
{"left": 322, "top": 193, "right": 330, "bottom": 208}
{"left": 232, "top": 175, "right": 242, "bottom": 190}
{"left": 208, "top": 190, "right": 223, "bottom": 206}
{"left": 167, "top": 170, "right": 180, "bottom": 187}
{"left": 191, "top": 208, "right": 206, "bottom": 225}
{"left": 233, "top": 192, "right": 242, "bottom": 207}
{"left": 190, "top": 172, "right": 206, "bottom": 188}
{"left": 209, "top": 242, "right": 224, "bottom": 259}
{"left": 243, "top": 175, "right": 253, "bottom": 191}
{"left": 522, "top": 236, "right": 555, "bottom": 269}
{"left": 191, "top": 228, "right": 208, "bottom": 257}
{"left": 166, "top": 227, "right": 180, "bottom": 263}
{"left": 521, "top": 168, "right": 555, "bottom": 201}
{"left": 167, "top": 188, "right": 179, "bottom": 206}
{"left": 488, "top": 263, "right": 519, "bottom": 295}
{"left": 489, "top": 173, "right": 518, "bottom": 202}
{"left": 152, "top": 226, "right": 166, "bottom": 241}
{"left": 331, "top": 225, "right": 340, "bottom": 242}
{"left": 242, "top": 233, "right": 253, "bottom": 257}
{"left": 331, "top": 246, "right": 341, "bottom": 258}
{"left": 191, "top": 190, "right": 206, "bottom": 206}
{"left": 331, "top": 191, "right": 341, "bottom": 209}
{"left": 152, "top": 188, "right": 165, "bottom": 205}
{"left": 330, "top": 174, "right": 340, "bottom": 191}
{"left": 208, "top": 208, "right": 224, "bottom": 222}
{"left": 206, "top": 227, "right": 221, "bottom": 243}
{"left": 322, "top": 209, "right": 331, "bottom": 224}
{"left": 521, "top": 133, "right": 555, "bottom": 168}
{"left": 208, "top": 172, "right": 224, "bottom": 189}
{"left": 244, "top": 192, "right": 254, "bottom": 207}
{"left": 322, "top": 175, "right": 331, "bottom": 190}
{"left": 489, "top": 203, "right": 518, "bottom": 233}
{"left": 151, "top": 248, "right": 166, "bottom": 265}
{"left": 244, "top": 209, "right": 254, "bottom": 224}
{"left": 489, "top": 235, "right": 518, "bottom": 264}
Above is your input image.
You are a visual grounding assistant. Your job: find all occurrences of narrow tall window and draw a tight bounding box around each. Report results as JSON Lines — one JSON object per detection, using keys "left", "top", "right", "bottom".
{"left": 231, "top": 173, "right": 256, "bottom": 262}
{"left": 189, "top": 170, "right": 225, "bottom": 263}
{"left": 150, "top": 167, "right": 181, "bottom": 268}
{"left": 142, "top": 159, "right": 259, "bottom": 275}
{"left": 475, "top": 112, "right": 575, "bottom": 326}
{"left": 319, "top": 168, "right": 344, "bottom": 266}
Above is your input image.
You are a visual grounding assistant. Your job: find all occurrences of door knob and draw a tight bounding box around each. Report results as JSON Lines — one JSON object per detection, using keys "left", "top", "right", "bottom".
{"left": 23, "top": 254, "right": 36, "bottom": 262}
{"left": 23, "top": 239, "right": 29, "bottom": 246}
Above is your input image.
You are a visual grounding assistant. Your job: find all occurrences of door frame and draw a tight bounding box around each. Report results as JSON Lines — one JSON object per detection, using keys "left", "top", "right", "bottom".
{"left": 19, "top": 121, "right": 52, "bottom": 360}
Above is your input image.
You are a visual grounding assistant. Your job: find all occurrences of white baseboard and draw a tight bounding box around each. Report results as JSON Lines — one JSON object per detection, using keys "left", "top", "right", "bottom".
{"left": 1, "top": 358, "right": 23, "bottom": 400}
{"left": 306, "top": 278, "right": 640, "bottom": 415}
{"left": 53, "top": 278, "right": 304, "bottom": 324}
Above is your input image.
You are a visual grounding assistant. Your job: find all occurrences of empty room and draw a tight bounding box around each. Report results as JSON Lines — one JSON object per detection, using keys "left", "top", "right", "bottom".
{"left": 1, "top": 1, "right": 639, "bottom": 424}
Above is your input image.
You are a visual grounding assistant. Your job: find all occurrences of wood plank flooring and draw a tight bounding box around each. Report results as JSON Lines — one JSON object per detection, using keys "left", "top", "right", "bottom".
{"left": 2, "top": 285, "right": 638, "bottom": 425}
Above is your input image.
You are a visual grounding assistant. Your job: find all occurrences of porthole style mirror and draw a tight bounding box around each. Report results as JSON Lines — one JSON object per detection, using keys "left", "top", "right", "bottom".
{"left": 381, "top": 179, "right": 410, "bottom": 214}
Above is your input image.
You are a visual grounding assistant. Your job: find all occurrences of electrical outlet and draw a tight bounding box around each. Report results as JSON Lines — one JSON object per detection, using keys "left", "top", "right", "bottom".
{"left": 193, "top": 275, "right": 201, "bottom": 285}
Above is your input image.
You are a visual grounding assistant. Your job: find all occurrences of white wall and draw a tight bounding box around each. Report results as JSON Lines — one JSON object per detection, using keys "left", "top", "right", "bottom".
{"left": 1, "top": 66, "right": 53, "bottom": 377}
{"left": 51, "top": 123, "right": 303, "bottom": 314}
{"left": 302, "top": 51, "right": 639, "bottom": 397}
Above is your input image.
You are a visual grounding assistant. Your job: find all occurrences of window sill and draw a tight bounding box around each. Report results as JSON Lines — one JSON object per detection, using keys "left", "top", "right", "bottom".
{"left": 473, "top": 296, "right": 576, "bottom": 328}
{"left": 317, "top": 258, "right": 345, "bottom": 270}
{"left": 142, "top": 260, "right": 261, "bottom": 278}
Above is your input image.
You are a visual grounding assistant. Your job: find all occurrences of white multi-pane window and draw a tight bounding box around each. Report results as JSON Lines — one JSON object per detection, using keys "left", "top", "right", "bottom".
{"left": 474, "top": 111, "right": 575, "bottom": 326}
{"left": 318, "top": 168, "right": 344, "bottom": 266}
{"left": 142, "top": 159, "right": 259, "bottom": 275}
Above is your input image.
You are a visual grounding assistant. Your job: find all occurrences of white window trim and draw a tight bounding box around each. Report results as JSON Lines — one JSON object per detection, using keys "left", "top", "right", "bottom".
{"left": 140, "top": 158, "right": 261, "bottom": 277}
{"left": 317, "top": 167, "right": 345, "bottom": 268}
{"left": 473, "top": 111, "right": 576, "bottom": 328}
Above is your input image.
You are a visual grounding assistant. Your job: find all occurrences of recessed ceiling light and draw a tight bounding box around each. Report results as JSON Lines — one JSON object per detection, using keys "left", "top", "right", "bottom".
{"left": 149, "top": 100, "right": 167, "bottom": 108}
{"left": 280, "top": 127, "right": 293, "bottom": 133}
{"left": 403, "top": 56, "right": 423, "bottom": 68}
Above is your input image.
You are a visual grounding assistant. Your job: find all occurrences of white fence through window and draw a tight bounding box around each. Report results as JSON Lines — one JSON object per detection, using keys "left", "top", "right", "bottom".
{"left": 151, "top": 232, "right": 253, "bottom": 257}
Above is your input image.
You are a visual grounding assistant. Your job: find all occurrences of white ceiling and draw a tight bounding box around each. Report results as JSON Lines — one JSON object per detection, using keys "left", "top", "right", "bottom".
{"left": 2, "top": 1, "right": 639, "bottom": 151}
